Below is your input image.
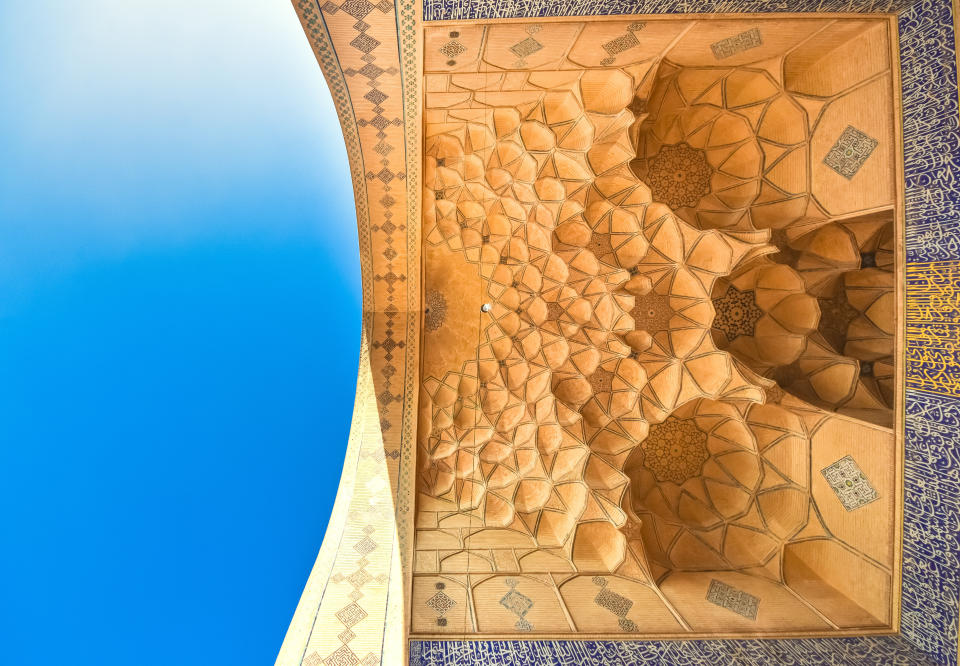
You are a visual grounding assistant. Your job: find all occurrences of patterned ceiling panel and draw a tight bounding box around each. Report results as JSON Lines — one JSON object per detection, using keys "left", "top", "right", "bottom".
{"left": 415, "top": 13, "right": 900, "bottom": 643}
{"left": 277, "top": 0, "right": 960, "bottom": 664}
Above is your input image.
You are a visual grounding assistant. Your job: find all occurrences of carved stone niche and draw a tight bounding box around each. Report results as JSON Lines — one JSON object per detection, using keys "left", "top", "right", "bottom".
{"left": 416, "top": 15, "right": 900, "bottom": 639}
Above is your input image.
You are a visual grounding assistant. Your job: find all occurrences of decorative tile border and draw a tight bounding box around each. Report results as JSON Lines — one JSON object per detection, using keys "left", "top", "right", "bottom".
{"left": 279, "top": 0, "right": 423, "bottom": 661}
{"left": 422, "top": 0, "right": 916, "bottom": 21}
{"left": 899, "top": 3, "right": 960, "bottom": 665}
{"left": 410, "top": 636, "right": 937, "bottom": 665}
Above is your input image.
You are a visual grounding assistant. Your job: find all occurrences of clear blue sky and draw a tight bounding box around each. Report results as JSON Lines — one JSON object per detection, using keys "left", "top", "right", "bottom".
{"left": 0, "top": 2, "right": 361, "bottom": 664}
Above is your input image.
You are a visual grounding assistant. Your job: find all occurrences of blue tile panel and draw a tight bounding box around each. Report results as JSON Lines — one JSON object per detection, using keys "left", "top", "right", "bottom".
{"left": 900, "top": 0, "right": 960, "bottom": 263}
{"left": 902, "top": 390, "right": 960, "bottom": 664}
{"left": 422, "top": 0, "right": 914, "bottom": 21}
{"left": 417, "top": 0, "right": 960, "bottom": 664}
{"left": 899, "top": 0, "right": 960, "bottom": 658}
{"left": 410, "top": 636, "right": 936, "bottom": 665}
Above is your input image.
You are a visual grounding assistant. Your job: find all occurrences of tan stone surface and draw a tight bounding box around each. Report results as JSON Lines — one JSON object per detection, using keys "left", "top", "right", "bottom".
{"left": 416, "top": 15, "right": 900, "bottom": 639}
{"left": 278, "top": 9, "right": 904, "bottom": 662}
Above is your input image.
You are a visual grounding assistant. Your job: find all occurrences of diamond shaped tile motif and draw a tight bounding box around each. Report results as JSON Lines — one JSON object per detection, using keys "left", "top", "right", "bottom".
{"left": 340, "top": 0, "right": 373, "bottom": 19}
{"left": 824, "top": 126, "right": 879, "bottom": 179}
{"left": 822, "top": 455, "right": 880, "bottom": 510}
{"left": 509, "top": 37, "right": 543, "bottom": 59}
{"left": 325, "top": 644, "right": 360, "bottom": 666}
{"left": 595, "top": 588, "right": 632, "bottom": 617}
{"left": 335, "top": 603, "right": 368, "bottom": 628}
{"left": 364, "top": 89, "right": 387, "bottom": 105}
{"left": 347, "top": 568, "right": 372, "bottom": 588}
{"left": 500, "top": 579, "right": 534, "bottom": 631}
{"left": 426, "top": 581, "right": 456, "bottom": 626}
{"left": 350, "top": 33, "right": 381, "bottom": 53}
{"left": 354, "top": 536, "right": 377, "bottom": 555}
{"left": 500, "top": 589, "right": 533, "bottom": 618}
{"left": 439, "top": 40, "right": 466, "bottom": 59}
{"left": 592, "top": 577, "right": 638, "bottom": 631}
{"left": 426, "top": 590, "right": 456, "bottom": 615}
{"left": 356, "top": 63, "right": 384, "bottom": 80}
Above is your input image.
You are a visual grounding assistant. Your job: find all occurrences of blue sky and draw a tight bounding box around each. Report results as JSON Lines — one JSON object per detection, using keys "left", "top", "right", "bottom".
{"left": 0, "top": 2, "right": 361, "bottom": 664}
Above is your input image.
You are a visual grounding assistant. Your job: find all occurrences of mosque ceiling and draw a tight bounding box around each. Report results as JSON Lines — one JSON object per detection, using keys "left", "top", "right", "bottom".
{"left": 416, "top": 16, "right": 900, "bottom": 638}
{"left": 277, "top": 0, "right": 960, "bottom": 663}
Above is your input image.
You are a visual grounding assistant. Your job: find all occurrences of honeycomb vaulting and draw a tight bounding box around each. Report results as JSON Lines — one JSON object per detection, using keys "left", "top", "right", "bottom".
{"left": 415, "top": 17, "right": 899, "bottom": 638}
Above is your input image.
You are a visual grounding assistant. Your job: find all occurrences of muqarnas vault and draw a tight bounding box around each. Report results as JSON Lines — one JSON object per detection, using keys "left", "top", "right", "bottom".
{"left": 274, "top": 2, "right": 960, "bottom": 664}
{"left": 417, "top": 16, "right": 900, "bottom": 638}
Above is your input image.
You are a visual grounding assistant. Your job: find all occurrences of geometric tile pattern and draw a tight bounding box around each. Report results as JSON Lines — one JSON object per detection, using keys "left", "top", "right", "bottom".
{"left": 640, "top": 417, "right": 708, "bottom": 484}
{"left": 645, "top": 143, "right": 712, "bottom": 209}
{"left": 710, "top": 27, "right": 763, "bottom": 60}
{"left": 426, "top": 582, "right": 457, "bottom": 627}
{"left": 712, "top": 286, "right": 764, "bottom": 342}
{"left": 601, "top": 21, "right": 647, "bottom": 65}
{"left": 426, "top": 588, "right": 456, "bottom": 616}
{"left": 509, "top": 36, "right": 543, "bottom": 59}
{"left": 705, "top": 579, "right": 760, "bottom": 620}
{"left": 424, "top": 290, "right": 447, "bottom": 332}
{"left": 416, "top": 16, "right": 899, "bottom": 644}
{"left": 279, "top": 3, "right": 423, "bottom": 666}
{"left": 593, "top": 577, "right": 638, "bottom": 632}
{"left": 423, "top": 0, "right": 918, "bottom": 20}
{"left": 417, "top": 42, "right": 825, "bottom": 612}
{"left": 438, "top": 40, "right": 466, "bottom": 59}
{"left": 823, "top": 126, "right": 879, "bottom": 180}
{"left": 499, "top": 579, "right": 535, "bottom": 632}
{"left": 821, "top": 455, "right": 880, "bottom": 511}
